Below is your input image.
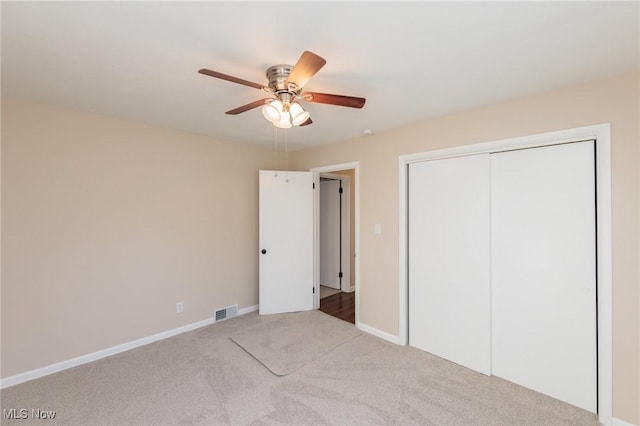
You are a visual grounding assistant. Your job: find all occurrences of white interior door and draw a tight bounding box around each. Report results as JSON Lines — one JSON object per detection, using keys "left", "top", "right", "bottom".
{"left": 408, "top": 154, "right": 491, "bottom": 375}
{"left": 319, "top": 179, "right": 341, "bottom": 290}
{"left": 491, "top": 141, "right": 597, "bottom": 412}
{"left": 259, "top": 170, "right": 314, "bottom": 315}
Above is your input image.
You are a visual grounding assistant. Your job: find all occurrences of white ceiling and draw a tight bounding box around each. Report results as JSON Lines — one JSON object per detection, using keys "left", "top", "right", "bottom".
{"left": 2, "top": 1, "right": 639, "bottom": 150}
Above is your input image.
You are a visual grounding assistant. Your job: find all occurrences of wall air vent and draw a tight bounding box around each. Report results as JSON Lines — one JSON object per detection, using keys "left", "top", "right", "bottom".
{"left": 214, "top": 304, "right": 238, "bottom": 322}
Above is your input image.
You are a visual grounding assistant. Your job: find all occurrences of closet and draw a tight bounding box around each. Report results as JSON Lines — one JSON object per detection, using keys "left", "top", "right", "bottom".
{"left": 408, "top": 140, "right": 597, "bottom": 413}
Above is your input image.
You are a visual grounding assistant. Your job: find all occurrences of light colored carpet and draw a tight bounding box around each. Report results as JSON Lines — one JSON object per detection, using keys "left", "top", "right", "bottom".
{"left": 230, "top": 310, "right": 360, "bottom": 376}
{"left": 0, "top": 311, "right": 600, "bottom": 425}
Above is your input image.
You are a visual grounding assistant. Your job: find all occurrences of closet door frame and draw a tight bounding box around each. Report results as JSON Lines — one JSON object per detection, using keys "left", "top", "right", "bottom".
{"left": 398, "top": 123, "right": 611, "bottom": 425}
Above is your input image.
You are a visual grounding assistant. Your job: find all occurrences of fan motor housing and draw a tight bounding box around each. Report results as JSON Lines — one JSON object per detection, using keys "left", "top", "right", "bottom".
{"left": 266, "top": 64, "right": 296, "bottom": 94}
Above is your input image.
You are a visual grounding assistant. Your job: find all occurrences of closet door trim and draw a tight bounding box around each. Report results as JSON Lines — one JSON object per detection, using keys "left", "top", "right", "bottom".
{"left": 398, "top": 123, "right": 612, "bottom": 425}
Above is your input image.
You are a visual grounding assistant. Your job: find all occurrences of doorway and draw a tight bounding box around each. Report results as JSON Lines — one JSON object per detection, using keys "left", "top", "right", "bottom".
{"left": 311, "top": 162, "right": 359, "bottom": 325}
{"left": 319, "top": 174, "right": 349, "bottom": 290}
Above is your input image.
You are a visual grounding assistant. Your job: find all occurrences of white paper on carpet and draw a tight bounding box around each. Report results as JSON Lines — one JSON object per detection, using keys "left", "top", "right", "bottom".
{"left": 230, "top": 310, "right": 361, "bottom": 375}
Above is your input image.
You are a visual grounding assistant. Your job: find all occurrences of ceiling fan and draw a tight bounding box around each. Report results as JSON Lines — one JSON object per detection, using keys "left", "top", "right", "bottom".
{"left": 198, "top": 51, "right": 366, "bottom": 129}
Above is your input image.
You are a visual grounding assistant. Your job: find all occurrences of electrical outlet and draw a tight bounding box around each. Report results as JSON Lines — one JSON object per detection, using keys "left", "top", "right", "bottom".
{"left": 176, "top": 302, "right": 184, "bottom": 313}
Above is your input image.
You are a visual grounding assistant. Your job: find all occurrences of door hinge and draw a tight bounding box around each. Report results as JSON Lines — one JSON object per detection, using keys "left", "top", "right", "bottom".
{"left": 339, "top": 187, "right": 343, "bottom": 194}
{"left": 339, "top": 272, "right": 343, "bottom": 278}
{"left": 313, "top": 287, "right": 315, "bottom": 294}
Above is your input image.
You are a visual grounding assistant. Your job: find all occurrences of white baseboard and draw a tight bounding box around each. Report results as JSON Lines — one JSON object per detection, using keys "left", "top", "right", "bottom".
{"left": 238, "top": 304, "right": 258, "bottom": 316}
{"left": 356, "top": 322, "right": 401, "bottom": 344}
{"left": 612, "top": 417, "right": 637, "bottom": 426}
{"left": 0, "top": 304, "right": 259, "bottom": 390}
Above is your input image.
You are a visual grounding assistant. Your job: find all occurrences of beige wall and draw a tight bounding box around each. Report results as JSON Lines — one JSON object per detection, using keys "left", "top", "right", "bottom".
{"left": 291, "top": 71, "right": 640, "bottom": 424}
{"left": 1, "top": 98, "right": 271, "bottom": 379}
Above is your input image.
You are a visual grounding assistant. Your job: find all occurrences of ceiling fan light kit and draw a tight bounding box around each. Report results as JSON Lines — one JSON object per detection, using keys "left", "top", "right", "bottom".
{"left": 198, "top": 51, "right": 366, "bottom": 128}
{"left": 261, "top": 92, "right": 310, "bottom": 129}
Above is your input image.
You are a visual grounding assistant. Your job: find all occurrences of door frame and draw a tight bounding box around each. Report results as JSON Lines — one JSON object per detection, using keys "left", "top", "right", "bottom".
{"left": 319, "top": 173, "right": 351, "bottom": 293}
{"left": 398, "top": 123, "right": 612, "bottom": 425}
{"left": 311, "top": 162, "right": 360, "bottom": 325}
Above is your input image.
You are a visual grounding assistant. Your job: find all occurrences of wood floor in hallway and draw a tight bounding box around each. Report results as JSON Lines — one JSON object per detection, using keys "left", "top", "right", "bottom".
{"left": 319, "top": 291, "right": 355, "bottom": 324}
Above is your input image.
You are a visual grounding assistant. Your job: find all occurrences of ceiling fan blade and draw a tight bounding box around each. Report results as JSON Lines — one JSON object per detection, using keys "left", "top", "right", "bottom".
{"left": 225, "top": 98, "right": 270, "bottom": 115}
{"left": 302, "top": 92, "right": 366, "bottom": 109}
{"left": 285, "top": 51, "right": 327, "bottom": 90}
{"left": 299, "top": 117, "right": 313, "bottom": 126}
{"left": 198, "top": 68, "right": 266, "bottom": 91}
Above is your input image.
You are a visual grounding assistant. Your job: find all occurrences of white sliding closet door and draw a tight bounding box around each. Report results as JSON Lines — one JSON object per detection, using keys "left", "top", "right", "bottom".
{"left": 491, "top": 141, "right": 597, "bottom": 412}
{"left": 409, "top": 154, "right": 491, "bottom": 375}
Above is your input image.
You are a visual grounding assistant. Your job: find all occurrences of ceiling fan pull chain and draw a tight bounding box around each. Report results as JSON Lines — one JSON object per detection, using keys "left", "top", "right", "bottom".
{"left": 274, "top": 126, "right": 279, "bottom": 174}
{"left": 285, "top": 129, "right": 289, "bottom": 183}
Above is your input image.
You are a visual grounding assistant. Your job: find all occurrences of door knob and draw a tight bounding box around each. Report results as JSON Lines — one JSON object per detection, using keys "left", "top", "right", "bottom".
{"left": 261, "top": 249, "right": 267, "bottom": 254}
